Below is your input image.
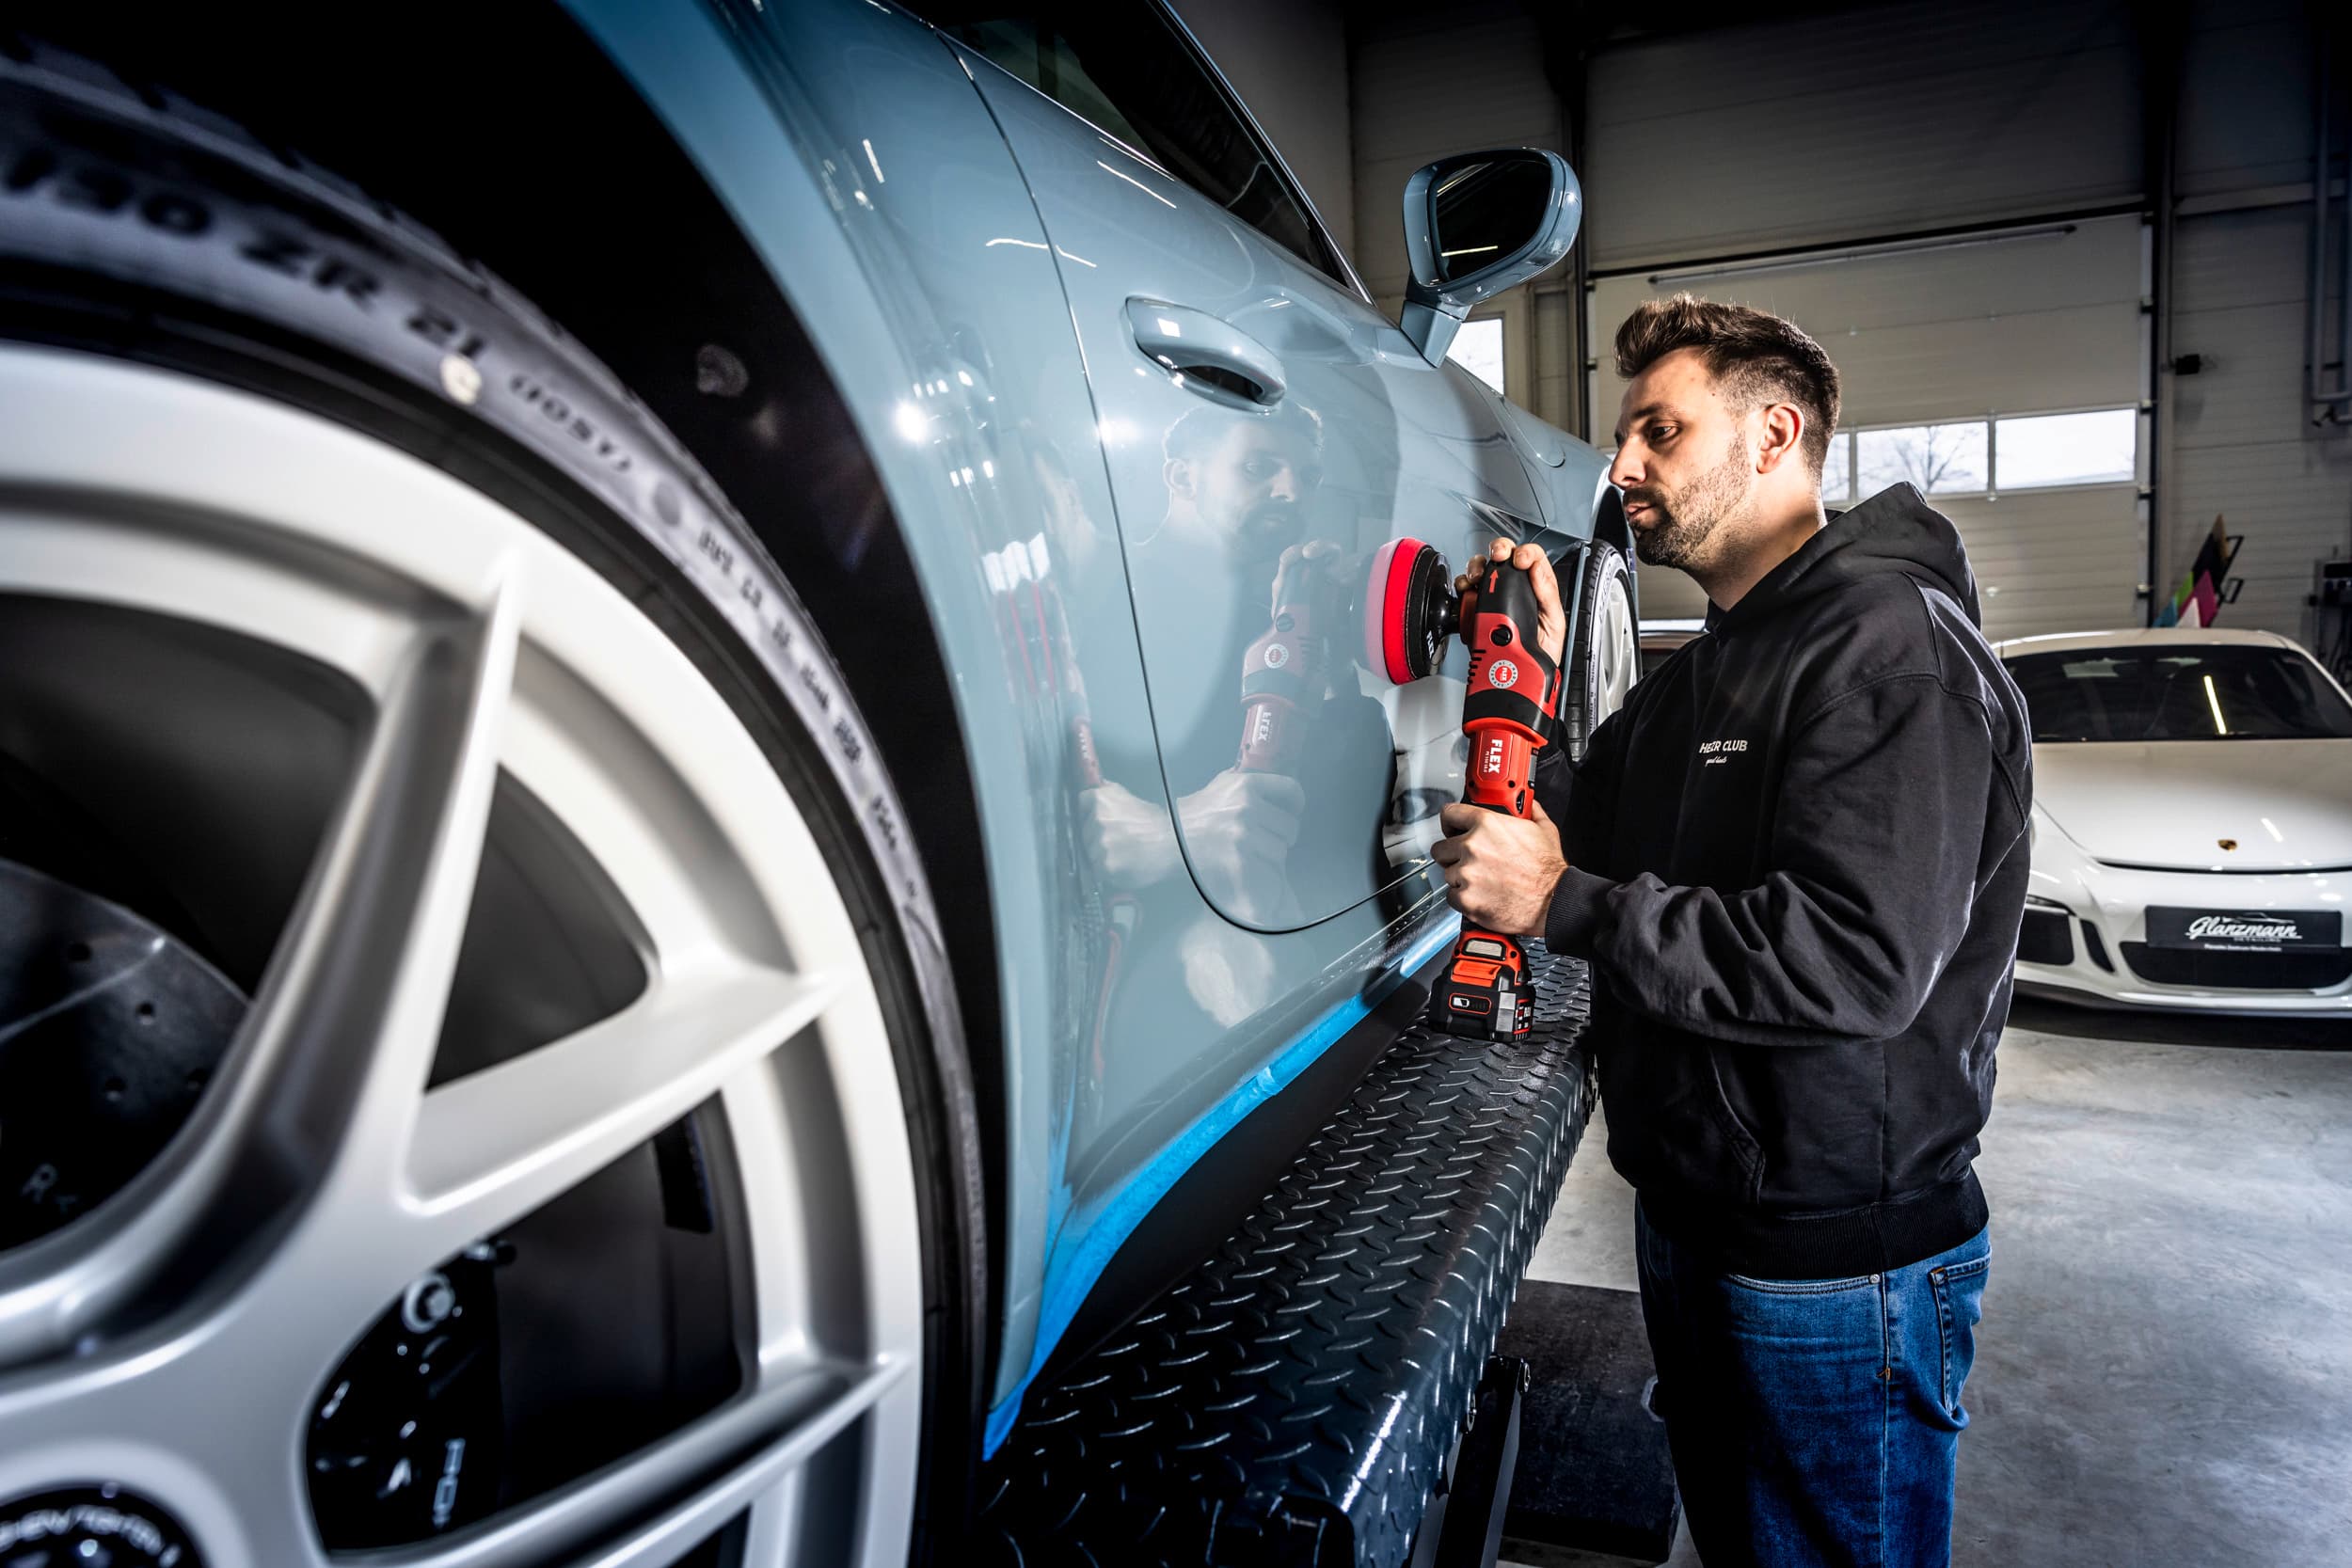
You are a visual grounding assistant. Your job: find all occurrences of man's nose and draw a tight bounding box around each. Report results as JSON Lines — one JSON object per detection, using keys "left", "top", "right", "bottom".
{"left": 1267, "top": 468, "right": 1298, "bottom": 501}
{"left": 1608, "top": 446, "right": 1644, "bottom": 491}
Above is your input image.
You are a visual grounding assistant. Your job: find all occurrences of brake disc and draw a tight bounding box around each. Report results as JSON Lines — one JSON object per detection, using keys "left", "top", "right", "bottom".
{"left": 0, "top": 858, "right": 245, "bottom": 1250}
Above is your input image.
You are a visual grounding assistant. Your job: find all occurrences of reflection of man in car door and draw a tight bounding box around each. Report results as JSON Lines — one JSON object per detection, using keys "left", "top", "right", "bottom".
{"left": 1084, "top": 403, "right": 1390, "bottom": 939}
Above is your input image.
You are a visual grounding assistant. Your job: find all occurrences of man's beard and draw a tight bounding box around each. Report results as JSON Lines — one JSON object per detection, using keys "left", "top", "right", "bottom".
{"left": 1233, "top": 499, "right": 1302, "bottom": 561}
{"left": 1626, "top": 433, "right": 1753, "bottom": 571}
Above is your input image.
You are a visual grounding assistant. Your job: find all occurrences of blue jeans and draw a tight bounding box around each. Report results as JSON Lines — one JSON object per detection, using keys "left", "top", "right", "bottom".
{"left": 1634, "top": 1202, "right": 1991, "bottom": 1568}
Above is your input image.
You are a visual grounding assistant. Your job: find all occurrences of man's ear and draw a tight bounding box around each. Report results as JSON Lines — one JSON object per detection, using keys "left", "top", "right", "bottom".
{"left": 1164, "top": 455, "right": 1195, "bottom": 499}
{"left": 1755, "top": 403, "right": 1805, "bottom": 475}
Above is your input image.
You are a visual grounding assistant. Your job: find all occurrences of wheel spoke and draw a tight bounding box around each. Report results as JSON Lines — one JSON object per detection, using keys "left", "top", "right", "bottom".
{"left": 375, "top": 1357, "right": 909, "bottom": 1568}
{"left": 1599, "top": 583, "right": 1638, "bottom": 715}
{"left": 0, "top": 582, "right": 520, "bottom": 1363}
{"left": 400, "top": 962, "right": 842, "bottom": 1265}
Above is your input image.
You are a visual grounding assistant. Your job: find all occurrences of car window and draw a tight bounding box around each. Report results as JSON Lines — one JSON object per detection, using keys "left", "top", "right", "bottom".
{"left": 910, "top": 1, "right": 1349, "bottom": 285}
{"left": 2004, "top": 645, "right": 2352, "bottom": 742}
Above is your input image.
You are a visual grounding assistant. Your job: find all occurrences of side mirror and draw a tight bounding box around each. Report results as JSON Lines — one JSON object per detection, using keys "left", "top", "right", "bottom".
{"left": 1399, "top": 149, "right": 1581, "bottom": 366}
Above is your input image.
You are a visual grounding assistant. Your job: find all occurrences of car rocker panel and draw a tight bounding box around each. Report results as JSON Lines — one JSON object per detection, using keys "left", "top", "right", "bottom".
{"left": 983, "top": 950, "right": 1595, "bottom": 1568}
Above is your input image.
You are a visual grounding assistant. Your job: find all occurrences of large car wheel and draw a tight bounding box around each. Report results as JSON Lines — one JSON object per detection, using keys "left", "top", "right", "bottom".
{"left": 1562, "top": 542, "right": 1639, "bottom": 762}
{"left": 0, "top": 43, "right": 977, "bottom": 1568}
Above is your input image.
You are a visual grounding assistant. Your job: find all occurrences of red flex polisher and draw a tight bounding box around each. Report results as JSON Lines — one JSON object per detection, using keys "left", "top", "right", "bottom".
{"left": 1362, "top": 537, "right": 1561, "bottom": 1041}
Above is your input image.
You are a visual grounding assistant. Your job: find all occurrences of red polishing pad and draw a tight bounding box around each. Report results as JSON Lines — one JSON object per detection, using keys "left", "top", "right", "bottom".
{"left": 1360, "top": 537, "right": 1454, "bottom": 687}
{"left": 1364, "top": 537, "right": 1415, "bottom": 685}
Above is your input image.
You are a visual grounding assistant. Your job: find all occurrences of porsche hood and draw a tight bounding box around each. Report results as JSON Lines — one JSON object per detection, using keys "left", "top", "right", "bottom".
{"left": 2035, "top": 740, "right": 2352, "bottom": 871}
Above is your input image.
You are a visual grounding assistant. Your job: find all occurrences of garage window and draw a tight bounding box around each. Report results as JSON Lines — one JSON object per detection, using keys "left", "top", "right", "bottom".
{"left": 1856, "top": 420, "right": 1990, "bottom": 497}
{"left": 1839, "top": 409, "right": 2138, "bottom": 502}
{"left": 1447, "top": 317, "right": 1506, "bottom": 394}
{"left": 1993, "top": 407, "right": 2137, "bottom": 490}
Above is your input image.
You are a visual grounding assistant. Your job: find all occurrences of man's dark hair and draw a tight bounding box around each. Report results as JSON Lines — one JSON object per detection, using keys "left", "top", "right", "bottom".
{"left": 1164, "top": 402, "right": 1324, "bottom": 466}
{"left": 1614, "top": 293, "right": 1841, "bottom": 476}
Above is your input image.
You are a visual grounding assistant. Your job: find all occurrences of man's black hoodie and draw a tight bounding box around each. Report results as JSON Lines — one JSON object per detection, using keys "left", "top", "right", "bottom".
{"left": 1535, "top": 484, "right": 2032, "bottom": 1279}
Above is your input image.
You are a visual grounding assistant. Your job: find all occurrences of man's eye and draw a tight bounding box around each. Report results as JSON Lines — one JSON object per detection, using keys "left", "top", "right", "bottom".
{"left": 1649, "top": 425, "right": 1675, "bottom": 444}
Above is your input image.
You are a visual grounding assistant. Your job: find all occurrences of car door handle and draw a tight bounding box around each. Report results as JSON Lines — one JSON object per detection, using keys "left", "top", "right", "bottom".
{"left": 1125, "top": 298, "right": 1287, "bottom": 406}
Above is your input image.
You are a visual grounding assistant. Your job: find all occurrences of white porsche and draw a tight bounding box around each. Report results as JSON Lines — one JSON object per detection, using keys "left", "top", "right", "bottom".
{"left": 1996, "top": 627, "right": 2352, "bottom": 1014}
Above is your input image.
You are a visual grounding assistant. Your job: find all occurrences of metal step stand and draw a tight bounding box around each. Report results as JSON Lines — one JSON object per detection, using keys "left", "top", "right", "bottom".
{"left": 978, "top": 947, "right": 1597, "bottom": 1568}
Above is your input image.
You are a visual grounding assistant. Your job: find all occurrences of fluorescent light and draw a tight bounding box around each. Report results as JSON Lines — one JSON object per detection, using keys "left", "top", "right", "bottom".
{"left": 2203, "top": 673, "right": 2228, "bottom": 735}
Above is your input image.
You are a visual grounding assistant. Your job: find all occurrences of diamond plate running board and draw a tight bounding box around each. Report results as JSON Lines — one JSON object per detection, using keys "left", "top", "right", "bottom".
{"left": 979, "top": 948, "right": 1596, "bottom": 1568}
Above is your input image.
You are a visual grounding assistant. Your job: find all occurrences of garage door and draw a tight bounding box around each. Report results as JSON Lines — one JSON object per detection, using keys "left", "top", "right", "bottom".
{"left": 1589, "top": 214, "right": 2149, "bottom": 641}
{"left": 1580, "top": 0, "right": 2142, "bottom": 275}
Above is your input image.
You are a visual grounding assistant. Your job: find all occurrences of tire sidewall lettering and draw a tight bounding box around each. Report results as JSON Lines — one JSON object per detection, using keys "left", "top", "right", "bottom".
{"left": 0, "top": 91, "right": 929, "bottom": 919}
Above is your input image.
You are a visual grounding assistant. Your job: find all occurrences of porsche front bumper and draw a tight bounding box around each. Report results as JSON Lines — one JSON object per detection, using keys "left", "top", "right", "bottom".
{"left": 2015, "top": 861, "right": 2352, "bottom": 1014}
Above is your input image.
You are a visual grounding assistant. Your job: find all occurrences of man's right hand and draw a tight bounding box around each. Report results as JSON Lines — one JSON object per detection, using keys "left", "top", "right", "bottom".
{"left": 1178, "top": 768, "right": 1305, "bottom": 923}
{"left": 1082, "top": 779, "right": 1183, "bottom": 890}
{"left": 1454, "top": 536, "right": 1567, "bottom": 668}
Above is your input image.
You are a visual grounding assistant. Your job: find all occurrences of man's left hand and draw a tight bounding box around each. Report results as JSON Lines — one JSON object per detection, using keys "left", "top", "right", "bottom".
{"left": 1430, "top": 800, "right": 1567, "bottom": 938}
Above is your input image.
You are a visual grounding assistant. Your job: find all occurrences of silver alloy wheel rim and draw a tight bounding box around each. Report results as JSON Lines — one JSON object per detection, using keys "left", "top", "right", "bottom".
{"left": 1593, "top": 572, "right": 1640, "bottom": 724}
{"left": 0, "top": 345, "right": 924, "bottom": 1566}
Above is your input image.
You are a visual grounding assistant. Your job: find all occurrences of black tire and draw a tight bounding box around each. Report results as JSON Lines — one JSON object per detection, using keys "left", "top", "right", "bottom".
{"left": 1561, "top": 541, "right": 1637, "bottom": 764}
{"left": 0, "top": 39, "right": 982, "bottom": 1559}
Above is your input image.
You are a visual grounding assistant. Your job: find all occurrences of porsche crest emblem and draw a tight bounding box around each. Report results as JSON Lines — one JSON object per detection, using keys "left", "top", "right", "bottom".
{"left": 2217, "top": 838, "right": 2238, "bottom": 851}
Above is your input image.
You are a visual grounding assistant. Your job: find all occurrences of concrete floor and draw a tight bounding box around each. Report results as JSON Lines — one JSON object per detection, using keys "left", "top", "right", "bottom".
{"left": 1510, "top": 999, "right": 2352, "bottom": 1568}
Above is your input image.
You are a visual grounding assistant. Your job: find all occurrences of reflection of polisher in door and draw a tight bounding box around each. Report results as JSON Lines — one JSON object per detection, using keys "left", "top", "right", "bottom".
{"left": 986, "top": 543, "right": 1137, "bottom": 1082}
{"left": 1363, "top": 538, "right": 1559, "bottom": 1041}
{"left": 1237, "top": 547, "right": 1345, "bottom": 773}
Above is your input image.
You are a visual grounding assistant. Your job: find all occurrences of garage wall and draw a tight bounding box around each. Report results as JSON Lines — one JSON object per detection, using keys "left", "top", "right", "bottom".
{"left": 1345, "top": 2, "right": 1575, "bottom": 427}
{"left": 1581, "top": 0, "right": 2144, "bottom": 274}
{"left": 2162, "top": 0, "right": 2352, "bottom": 649}
{"left": 1347, "top": 2, "right": 1562, "bottom": 301}
{"left": 1171, "top": 0, "right": 1358, "bottom": 262}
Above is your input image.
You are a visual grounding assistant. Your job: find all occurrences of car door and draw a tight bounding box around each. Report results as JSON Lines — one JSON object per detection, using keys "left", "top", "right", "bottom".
{"left": 918, "top": 1, "right": 1551, "bottom": 932}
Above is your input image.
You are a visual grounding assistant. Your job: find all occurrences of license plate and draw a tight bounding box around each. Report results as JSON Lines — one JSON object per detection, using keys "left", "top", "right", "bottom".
{"left": 2145, "top": 907, "right": 2343, "bottom": 952}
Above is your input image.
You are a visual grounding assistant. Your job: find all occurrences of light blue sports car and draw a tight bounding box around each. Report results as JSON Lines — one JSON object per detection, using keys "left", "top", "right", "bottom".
{"left": 0, "top": 2, "right": 1636, "bottom": 1563}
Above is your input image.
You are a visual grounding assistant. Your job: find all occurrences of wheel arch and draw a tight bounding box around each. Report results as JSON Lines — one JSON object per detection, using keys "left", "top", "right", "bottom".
{"left": 1589, "top": 477, "right": 1634, "bottom": 587}
{"left": 0, "top": 0, "right": 1015, "bottom": 1517}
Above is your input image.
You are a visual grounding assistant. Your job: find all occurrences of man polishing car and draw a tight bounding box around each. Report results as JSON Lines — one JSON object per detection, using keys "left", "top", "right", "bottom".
{"left": 1432, "top": 295, "right": 2033, "bottom": 1567}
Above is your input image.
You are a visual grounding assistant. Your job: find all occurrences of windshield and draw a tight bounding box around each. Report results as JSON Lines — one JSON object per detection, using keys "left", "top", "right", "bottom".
{"left": 2005, "top": 644, "right": 2352, "bottom": 742}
